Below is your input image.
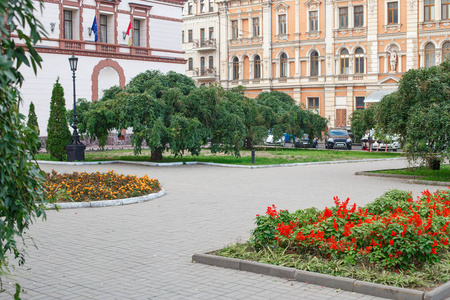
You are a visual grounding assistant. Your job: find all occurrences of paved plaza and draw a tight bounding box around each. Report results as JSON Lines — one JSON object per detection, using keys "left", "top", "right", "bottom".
{"left": 2, "top": 159, "right": 447, "bottom": 299}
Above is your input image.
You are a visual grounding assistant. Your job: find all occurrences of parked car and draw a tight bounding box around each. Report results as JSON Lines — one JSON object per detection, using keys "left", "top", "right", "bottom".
{"left": 325, "top": 129, "right": 352, "bottom": 150}
{"left": 361, "top": 130, "right": 400, "bottom": 151}
{"left": 265, "top": 131, "right": 285, "bottom": 146}
{"left": 294, "top": 134, "right": 310, "bottom": 148}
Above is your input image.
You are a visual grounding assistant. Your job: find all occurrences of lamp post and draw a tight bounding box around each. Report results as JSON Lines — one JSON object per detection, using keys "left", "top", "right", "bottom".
{"left": 66, "top": 52, "right": 86, "bottom": 161}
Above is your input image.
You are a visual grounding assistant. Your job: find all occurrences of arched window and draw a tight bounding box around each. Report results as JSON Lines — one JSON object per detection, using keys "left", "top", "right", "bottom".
{"left": 280, "top": 53, "right": 288, "bottom": 77}
{"left": 188, "top": 58, "right": 193, "bottom": 70}
{"left": 209, "top": 56, "right": 214, "bottom": 69}
{"left": 355, "top": 48, "right": 364, "bottom": 74}
{"left": 443, "top": 42, "right": 450, "bottom": 60}
{"left": 340, "top": 49, "right": 349, "bottom": 74}
{"left": 201, "top": 57, "right": 206, "bottom": 75}
{"left": 310, "top": 51, "right": 319, "bottom": 76}
{"left": 425, "top": 43, "right": 435, "bottom": 67}
{"left": 254, "top": 55, "right": 261, "bottom": 79}
{"left": 233, "top": 57, "right": 239, "bottom": 80}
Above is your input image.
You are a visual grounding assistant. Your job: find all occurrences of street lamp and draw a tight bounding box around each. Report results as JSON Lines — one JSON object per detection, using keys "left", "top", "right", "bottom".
{"left": 66, "top": 52, "right": 86, "bottom": 161}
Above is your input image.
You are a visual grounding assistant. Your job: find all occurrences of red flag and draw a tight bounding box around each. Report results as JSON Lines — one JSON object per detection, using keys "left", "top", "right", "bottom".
{"left": 126, "top": 21, "right": 132, "bottom": 46}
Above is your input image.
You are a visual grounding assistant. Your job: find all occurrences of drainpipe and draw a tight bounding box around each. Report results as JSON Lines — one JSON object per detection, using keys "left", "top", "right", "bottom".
{"left": 226, "top": 0, "right": 229, "bottom": 90}
{"left": 269, "top": 0, "right": 273, "bottom": 91}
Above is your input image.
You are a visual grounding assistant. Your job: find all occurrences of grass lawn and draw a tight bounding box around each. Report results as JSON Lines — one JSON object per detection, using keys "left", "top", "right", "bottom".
{"left": 371, "top": 164, "right": 450, "bottom": 182}
{"left": 36, "top": 148, "right": 402, "bottom": 165}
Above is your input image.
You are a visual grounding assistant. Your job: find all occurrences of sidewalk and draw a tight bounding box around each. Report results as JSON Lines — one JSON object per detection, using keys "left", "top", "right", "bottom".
{"left": 3, "top": 159, "right": 445, "bottom": 299}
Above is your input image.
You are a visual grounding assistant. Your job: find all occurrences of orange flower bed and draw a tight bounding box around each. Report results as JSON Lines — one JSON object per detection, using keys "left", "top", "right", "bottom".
{"left": 45, "top": 170, "right": 161, "bottom": 202}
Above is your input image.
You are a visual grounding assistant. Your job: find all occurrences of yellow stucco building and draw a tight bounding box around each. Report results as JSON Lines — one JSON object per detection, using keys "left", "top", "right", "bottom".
{"left": 183, "top": 0, "right": 450, "bottom": 127}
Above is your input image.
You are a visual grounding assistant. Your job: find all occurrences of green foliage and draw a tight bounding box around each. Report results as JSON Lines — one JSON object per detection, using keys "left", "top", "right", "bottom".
{"left": 0, "top": 0, "right": 50, "bottom": 288}
{"left": 27, "top": 101, "right": 41, "bottom": 153}
{"left": 248, "top": 189, "right": 450, "bottom": 270}
{"left": 350, "top": 105, "right": 377, "bottom": 141}
{"left": 376, "top": 61, "right": 450, "bottom": 169}
{"left": 46, "top": 78, "right": 71, "bottom": 160}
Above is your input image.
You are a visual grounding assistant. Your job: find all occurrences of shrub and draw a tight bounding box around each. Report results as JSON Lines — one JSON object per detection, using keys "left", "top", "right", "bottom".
{"left": 46, "top": 78, "right": 71, "bottom": 160}
{"left": 251, "top": 188, "right": 450, "bottom": 270}
{"left": 27, "top": 101, "right": 41, "bottom": 153}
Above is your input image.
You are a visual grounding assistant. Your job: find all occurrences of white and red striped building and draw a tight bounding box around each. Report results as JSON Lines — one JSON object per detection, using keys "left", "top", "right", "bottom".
{"left": 19, "top": 0, "right": 186, "bottom": 136}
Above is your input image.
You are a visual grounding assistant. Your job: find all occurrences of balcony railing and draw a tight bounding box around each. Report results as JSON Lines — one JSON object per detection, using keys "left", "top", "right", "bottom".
{"left": 192, "top": 39, "right": 216, "bottom": 50}
{"left": 62, "top": 40, "right": 84, "bottom": 50}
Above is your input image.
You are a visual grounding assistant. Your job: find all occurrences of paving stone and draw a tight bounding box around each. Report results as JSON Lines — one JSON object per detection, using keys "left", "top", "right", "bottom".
{"left": 3, "top": 159, "right": 443, "bottom": 299}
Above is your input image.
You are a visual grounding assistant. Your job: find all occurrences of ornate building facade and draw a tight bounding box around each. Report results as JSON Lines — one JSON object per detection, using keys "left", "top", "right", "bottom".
{"left": 20, "top": 0, "right": 185, "bottom": 136}
{"left": 183, "top": 0, "right": 450, "bottom": 127}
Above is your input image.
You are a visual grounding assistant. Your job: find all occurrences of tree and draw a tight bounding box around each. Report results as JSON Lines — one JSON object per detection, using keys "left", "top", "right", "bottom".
{"left": 0, "top": 0, "right": 49, "bottom": 294}
{"left": 350, "top": 105, "right": 377, "bottom": 141}
{"left": 46, "top": 78, "right": 71, "bottom": 161}
{"left": 376, "top": 61, "right": 450, "bottom": 169}
{"left": 27, "top": 101, "right": 41, "bottom": 153}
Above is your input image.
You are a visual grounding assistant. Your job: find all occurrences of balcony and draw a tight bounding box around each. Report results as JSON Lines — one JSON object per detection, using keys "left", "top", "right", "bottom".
{"left": 61, "top": 40, "right": 84, "bottom": 50}
{"left": 188, "top": 68, "right": 217, "bottom": 80}
{"left": 98, "top": 43, "right": 118, "bottom": 53}
{"left": 192, "top": 39, "right": 216, "bottom": 51}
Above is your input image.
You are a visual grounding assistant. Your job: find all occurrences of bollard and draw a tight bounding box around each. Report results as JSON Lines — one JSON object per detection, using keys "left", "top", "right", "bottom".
{"left": 251, "top": 150, "right": 255, "bottom": 164}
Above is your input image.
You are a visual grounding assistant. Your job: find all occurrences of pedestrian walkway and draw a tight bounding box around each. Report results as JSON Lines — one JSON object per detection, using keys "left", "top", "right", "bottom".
{"left": 3, "top": 159, "right": 445, "bottom": 299}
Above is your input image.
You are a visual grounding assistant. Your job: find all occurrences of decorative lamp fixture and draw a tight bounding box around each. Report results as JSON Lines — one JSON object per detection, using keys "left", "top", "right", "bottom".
{"left": 66, "top": 52, "right": 86, "bottom": 162}
{"left": 122, "top": 31, "right": 127, "bottom": 40}
{"left": 88, "top": 27, "right": 93, "bottom": 37}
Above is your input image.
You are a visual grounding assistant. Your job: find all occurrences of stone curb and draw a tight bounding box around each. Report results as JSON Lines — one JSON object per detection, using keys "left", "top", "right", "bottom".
{"left": 356, "top": 171, "right": 450, "bottom": 187}
{"left": 36, "top": 157, "right": 402, "bottom": 169}
{"left": 191, "top": 253, "right": 449, "bottom": 300}
{"left": 44, "top": 189, "right": 166, "bottom": 209}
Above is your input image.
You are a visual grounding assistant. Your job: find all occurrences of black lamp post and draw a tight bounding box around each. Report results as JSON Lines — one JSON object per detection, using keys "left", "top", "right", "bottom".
{"left": 66, "top": 52, "right": 86, "bottom": 161}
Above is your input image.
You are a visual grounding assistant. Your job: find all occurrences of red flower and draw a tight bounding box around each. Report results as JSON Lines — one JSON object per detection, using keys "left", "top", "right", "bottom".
{"left": 430, "top": 247, "right": 437, "bottom": 255}
{"left": 323, "top": 207, "right": 333, "bottom": 218}
{"left": 389, "top": 239, "right": 394, "bottom": 246}
{"left": 391, "top": 231, "right": 397, "bottom": 237}
{"left": 266, "top": 204, "right": 278, "bottom": 218}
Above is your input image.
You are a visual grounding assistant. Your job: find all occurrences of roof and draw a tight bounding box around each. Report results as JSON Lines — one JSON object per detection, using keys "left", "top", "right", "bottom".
{"left": 364, "top": 89, "right": 397, "bottom": 103}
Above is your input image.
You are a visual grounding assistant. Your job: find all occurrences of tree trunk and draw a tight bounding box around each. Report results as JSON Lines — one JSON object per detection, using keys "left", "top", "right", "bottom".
{"left": 245, "top": 138, "right": 253, "bottom": 150}
{"left": 428, "top": 158, "right": 440, "bottom": 171}
{"left": 150, "top": 150, "right": 163, "bottom": 161}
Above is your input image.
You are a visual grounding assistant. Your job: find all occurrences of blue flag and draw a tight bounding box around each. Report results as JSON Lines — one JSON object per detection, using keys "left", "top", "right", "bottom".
{"left": 92, "top": 15, "right": 98, "bottom": 42}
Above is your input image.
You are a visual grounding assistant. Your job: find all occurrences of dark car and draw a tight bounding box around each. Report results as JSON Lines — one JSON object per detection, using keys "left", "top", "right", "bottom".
{"left": 325, "top": 129, "right": 352, "bottom": 150}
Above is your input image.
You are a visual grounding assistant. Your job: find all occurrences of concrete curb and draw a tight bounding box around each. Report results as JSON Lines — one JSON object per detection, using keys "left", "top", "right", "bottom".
{"left": 356, "top": 171, "right": 450, "bottom": 187}
{"left": 36, "top": 157, "right": 403, "bottom": 169}
{"left": 191, "top": 253, "right": 449, "bottom": 300}
{"left": 44, "top": 189, "right": 166, "bottom": 209}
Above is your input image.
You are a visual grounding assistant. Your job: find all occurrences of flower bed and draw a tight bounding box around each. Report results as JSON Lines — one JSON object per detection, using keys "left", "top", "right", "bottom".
{"left": 44, "top": 170, "right": 160, "bottom": 202}
{"left": 216, "top": 188, "right": 450, "bottom": 289}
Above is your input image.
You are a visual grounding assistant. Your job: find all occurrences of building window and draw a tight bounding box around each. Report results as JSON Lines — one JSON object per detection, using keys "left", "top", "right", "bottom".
{"left": 310, "top": 51, "right": 319, "bottom": 76}
{"left": 443, "top": 0, "right": 450, "bottom": 19}
{"left": 188, "top": 58, "right": 193, "bottom": 70}
{"left": 254, "top": 55, "right": 261, "bottom": 79}
{"left": 356, "top": 97, "right": 365, "bottom": 110}
{"left": 209, "top": 0, "right": 214, "bottom": 12}
{"left": 182, "top": 30, "right": 184, "bottom": 43}
{"left": 308, "top": 97, "right": 319, "bottom": 110}
{"left": 100, "top": 14, "right": 108, "bottom": 43}
{"left": 425, "top": 43, "right": 435, "bottom": 67}
{"left": 280, "top": 53, "right": 288, "bottom": 77}
{"left": 253, "top": 18, "right": 260, "bottom": 37}
{"left": 354, "top": 6, "right": 364, "bottom": 27}
{"left": 232, "top": 20, "right": 238, "bottom": 39}
{"left": 424, "top": 0, "right": 435, "bottom": 21}
{"left": 387, "top": 2, "right": 398, "bottom": 24}
{"left": 133, "top": 19, "right": 141, "bottom": 46}
{"left": 443, "top": 41, "right": 450, "bottom": 60}
{"left": 64, "top": 10, "right": 73, "bottom": 40}
{"left": 233, "top": 57, "right": 239, "bottom": 80}
{"left": 188, "top": 3, "right": 193, "bottom": 14}
{"left": 200, "top": 28, "right": 205, "bottom": 46}
{"left": 201, "top": 57, "right": 206, "bottom": 75}
{"left": 200, "top": 0, "right": 205, "bottom": 13}
{"left": 340, "top": 49, "right": 349, "bottom": 74}
{"left": 278, "top": 14, "right": 287, "bottom": 34}
{"left": 309, "top": 11, "right": 318, "bottom": 31}
{"left": 355, "top": 48, "right": 364, "bottom": 74}
{"left": 209, "top": 56, "right": 214, "bottom": 69}
{"left": 209, "top": 27, "right": 214, "bottom": 40}
{"left": 188, "top": 29, "right": 193, "bottom": 42}
{"left": 339, "top": 7, "right": 348, "bottom": 28}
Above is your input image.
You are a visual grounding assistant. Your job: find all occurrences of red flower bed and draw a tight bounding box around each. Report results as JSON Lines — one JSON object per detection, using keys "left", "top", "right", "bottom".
{"left": 251, "top": 188, "right": 450, "bottom": 269}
